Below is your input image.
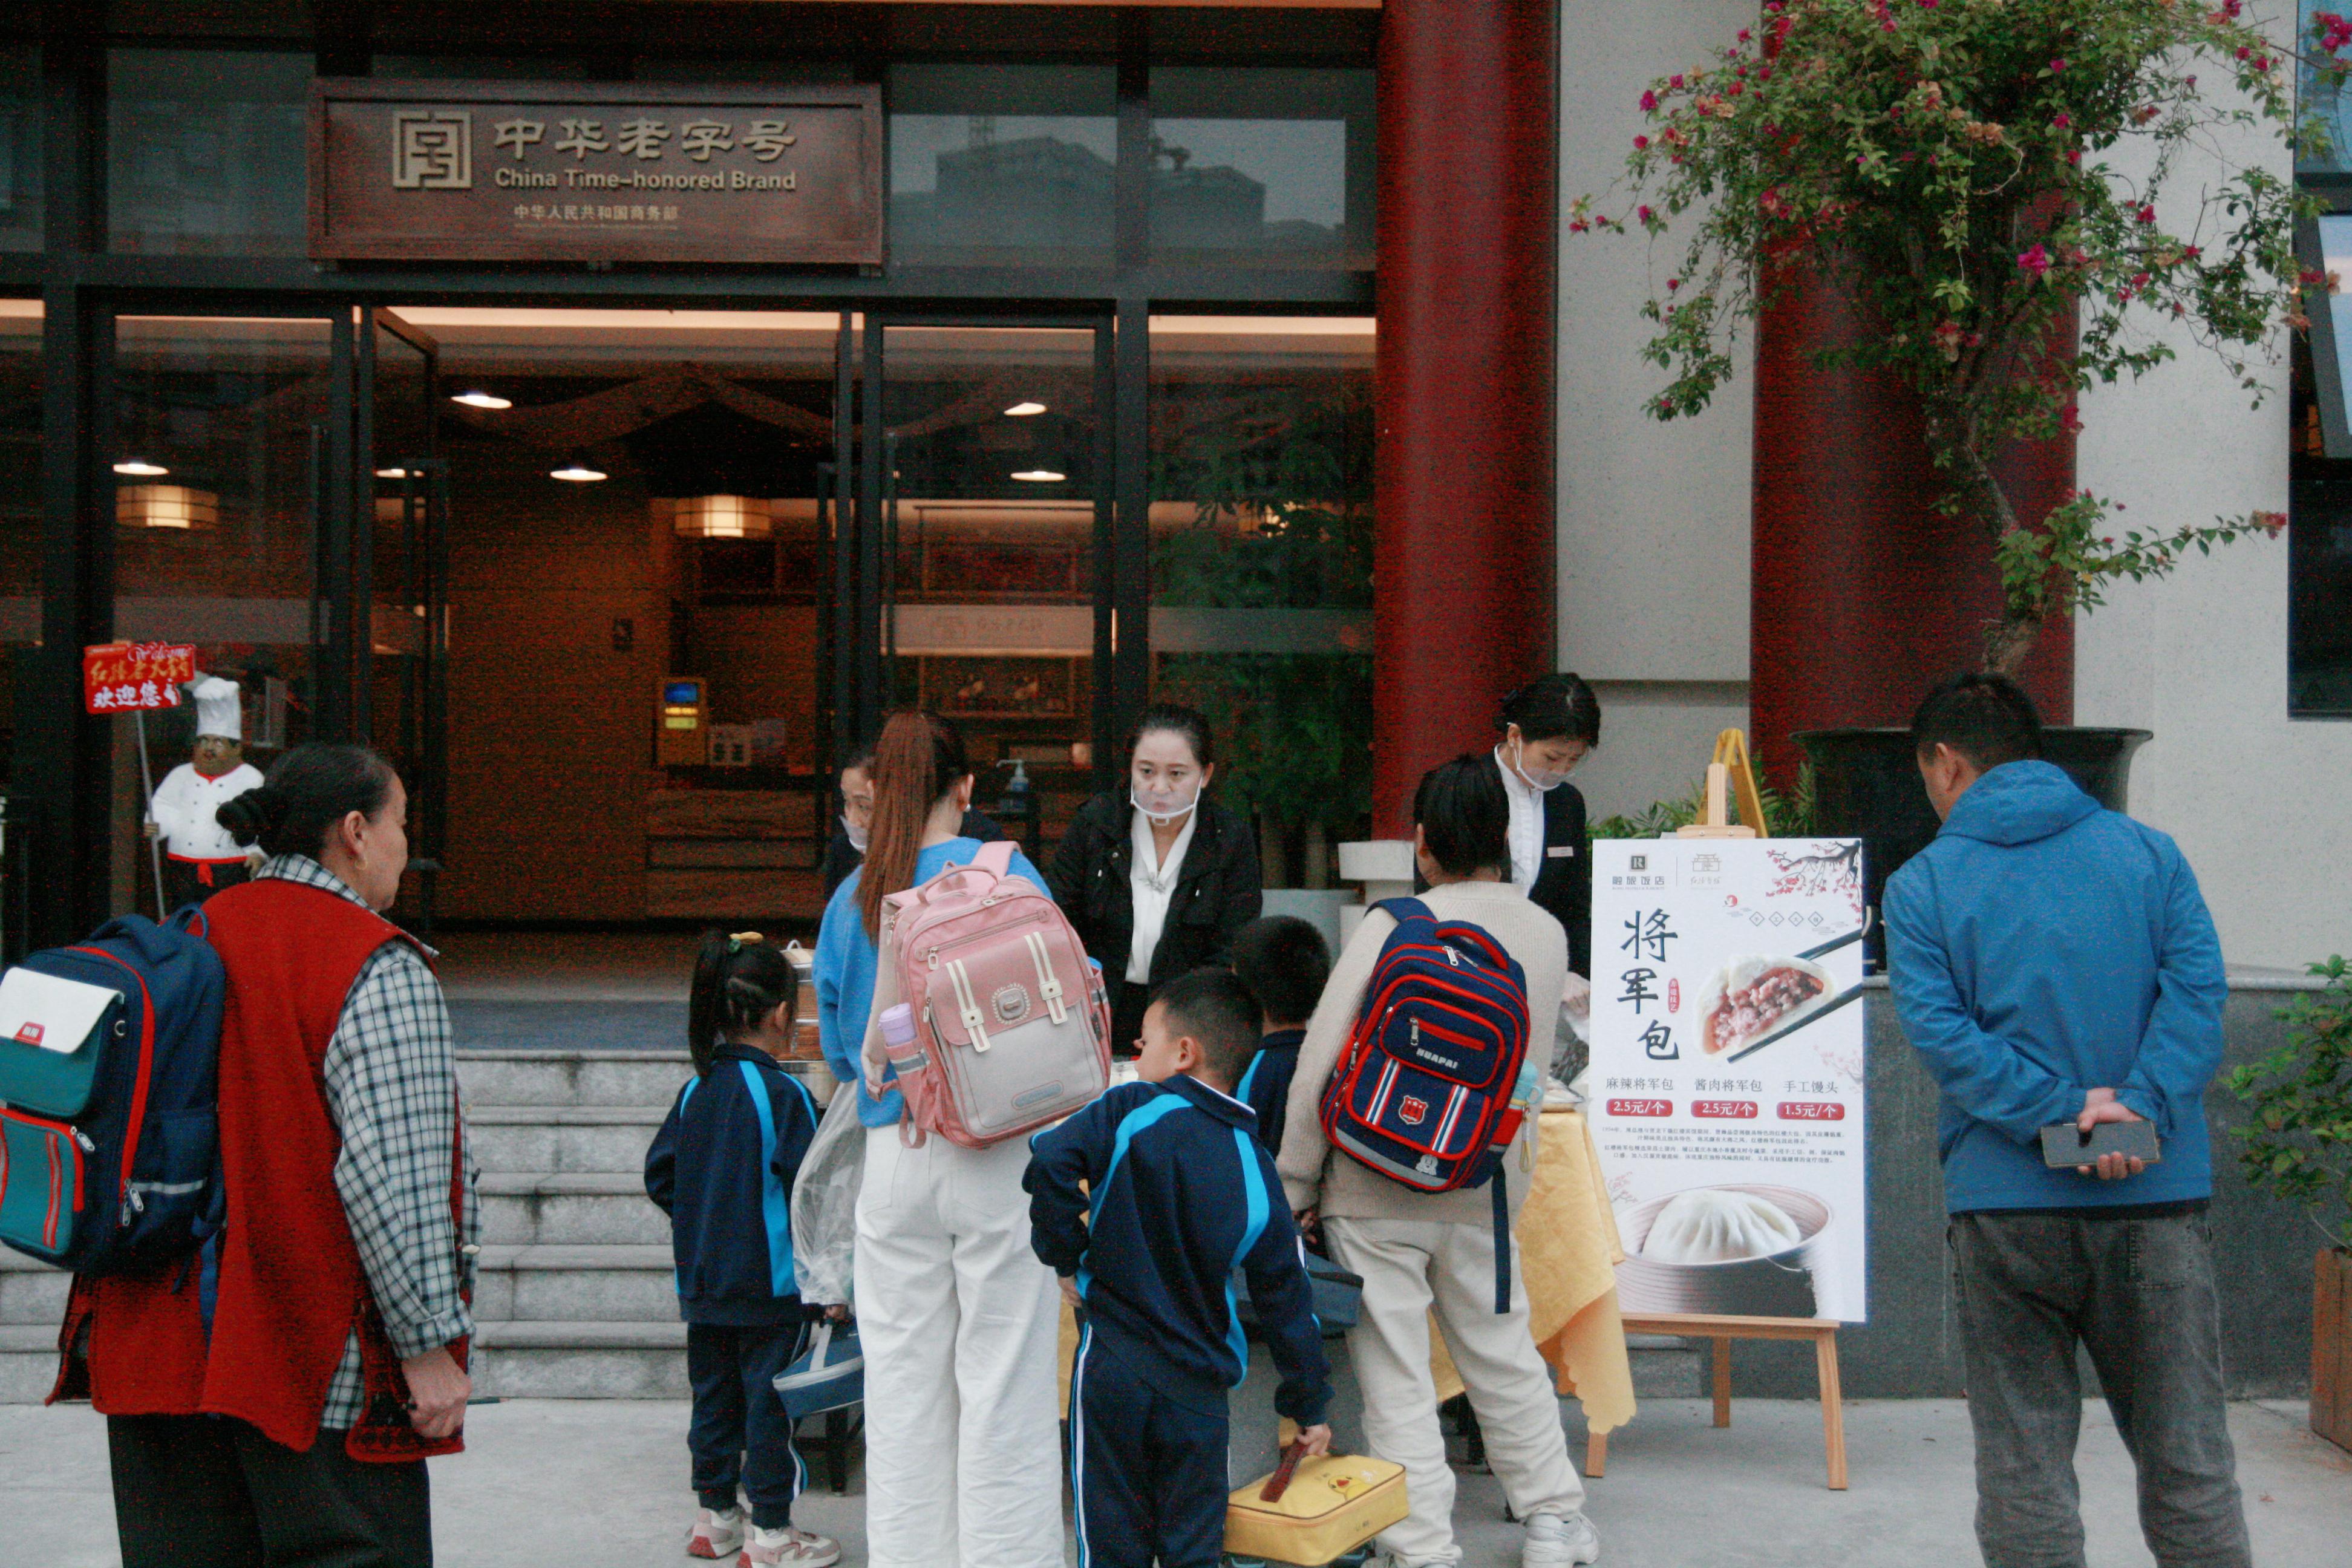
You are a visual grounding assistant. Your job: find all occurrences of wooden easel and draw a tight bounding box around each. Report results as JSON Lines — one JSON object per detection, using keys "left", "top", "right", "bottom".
{"left": 1676, "top": 728, "right": 1768, "bottom": 840}
{"left": 1581, "top": 1312, "right": 1847, "bottom": 1490}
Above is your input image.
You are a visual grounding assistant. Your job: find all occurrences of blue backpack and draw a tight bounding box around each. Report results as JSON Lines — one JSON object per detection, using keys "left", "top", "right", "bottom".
{"left": 0, "top": 910, "right": 226, "bottom": 1273}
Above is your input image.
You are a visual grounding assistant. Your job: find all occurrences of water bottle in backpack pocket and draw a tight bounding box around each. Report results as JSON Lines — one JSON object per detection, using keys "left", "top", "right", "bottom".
{"left": 0, "top": 910, "right": 224, "bottom": 1273}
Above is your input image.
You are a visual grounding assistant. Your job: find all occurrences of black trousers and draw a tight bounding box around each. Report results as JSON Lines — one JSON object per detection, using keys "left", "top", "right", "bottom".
{"left": 686, "top": 1321, "right": 806, "bottom": 1528}
{"left": 1069, "top": 1328, "right": 1229, "bottom": 1568}
{"left": 109, "top": 1413, "right": 433, "bottom": 1568}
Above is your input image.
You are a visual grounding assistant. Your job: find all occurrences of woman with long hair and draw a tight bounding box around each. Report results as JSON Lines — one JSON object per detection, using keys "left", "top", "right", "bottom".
{"left": 811, "top": 710, "right": 1063, "bottom": 1568}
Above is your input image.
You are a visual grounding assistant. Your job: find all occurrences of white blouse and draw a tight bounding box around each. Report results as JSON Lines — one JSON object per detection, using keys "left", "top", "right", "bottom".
{"left": 1496, "top": 746, "right": 1544, "bottom": 893}
{"left": 1126, "top": 805, "right": 1198, "bottom": 984}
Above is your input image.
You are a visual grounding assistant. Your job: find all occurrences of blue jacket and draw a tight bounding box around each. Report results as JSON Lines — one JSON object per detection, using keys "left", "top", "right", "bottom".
{"left": 815, "top": 837, "right": 1054, "bottom": 1128}
{"left": 644, "top": 1043, "right": 820, "bottom": 1326}
{"left": 1238, "top": 1028, "right": 1304, "bottom": 1154}
{"left": 1884, "top": 760, "right": 2228, "bottom": 1214}
{"left": 1025, "top": 1074, "right": 1333, "bottom": 1424}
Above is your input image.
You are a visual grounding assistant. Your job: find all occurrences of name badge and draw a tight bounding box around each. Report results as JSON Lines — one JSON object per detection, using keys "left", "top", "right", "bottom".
{"left": 1546, "top": 845, "right": 1576, "bottom": 859}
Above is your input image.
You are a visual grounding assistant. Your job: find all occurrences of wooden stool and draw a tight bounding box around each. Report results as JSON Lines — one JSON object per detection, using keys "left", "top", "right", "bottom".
{"left": 1584, "top": 1313, "right": 1846, "bottom": 1490}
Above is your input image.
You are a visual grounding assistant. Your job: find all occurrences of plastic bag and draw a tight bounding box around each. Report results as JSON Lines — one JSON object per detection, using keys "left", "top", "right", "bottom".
{"left": 791, "top": 1080, "right": 864, "bottom": 1305}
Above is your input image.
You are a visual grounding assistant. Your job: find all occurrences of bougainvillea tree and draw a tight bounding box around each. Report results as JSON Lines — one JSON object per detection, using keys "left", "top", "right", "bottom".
{"left": 1572, "top": 0, "right": 2317, "bottom": 675}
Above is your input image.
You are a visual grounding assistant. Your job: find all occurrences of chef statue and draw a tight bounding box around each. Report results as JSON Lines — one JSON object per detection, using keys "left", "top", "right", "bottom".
{"left": 145, "top": 676, "right": 264, "bottom": 909}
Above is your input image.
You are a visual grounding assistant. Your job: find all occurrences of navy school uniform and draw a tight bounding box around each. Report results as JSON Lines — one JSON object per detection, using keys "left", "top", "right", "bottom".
{"left": 644, "top": 1043, "right": 820, "bottom": 1529}
{"left": 1025, "top": 1074, "right": 1333, "bottom": 1568}
{"left": 1236, "top": 1027, "right": 1305, "bottom": 1154}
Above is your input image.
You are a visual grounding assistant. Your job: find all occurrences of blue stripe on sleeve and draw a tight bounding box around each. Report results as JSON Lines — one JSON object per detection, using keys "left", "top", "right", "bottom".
{"left": 737, "top": 1060, "right": 796, "bottom": 1298}
{"left": 1224, "top": 1125, "right": 1271, "bottom": 1378}
{"left": 1074, "top": 1089, "right": 1189, "bottom": 1301}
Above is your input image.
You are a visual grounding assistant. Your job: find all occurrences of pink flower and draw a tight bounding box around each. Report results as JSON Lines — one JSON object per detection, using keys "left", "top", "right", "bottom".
{"left": 2236, "top": 45, "right": 2251, "bottom": 60}
{"left": 2068, "top": 149, "right": 2083, "bottom": 165}
{"left": 2050, "top": 57, "right": 2067, "bottom": 72}
{"left": 2017, "top": 243, "right": 2053, "bottom": 278}
{"left": 2254, "top": 56, "right": 2271, "bottom": 71}
{"left": 2052, "top": 112, "right": 2073, "bottom": 129}
{"left": 1671, "top": 74, "right": 1685, "bottom": 90}
{"left": 1641, "top": 90, "right": 1659, "bottom": 112}
{"left": 1738, "top": 27, "right": 1753, "bottom": 41}
{"left": 1667, "top": 277, "right": 1681, "bottom": 292}
{"left": 1634, "top": 135, "right": 1650, "bottom": 149}
{"left": 2137, "top": 204, "right": 2157, "bottom": 223}
{"left": 1638, "top": 204, "right": 1655, "bottom": 224}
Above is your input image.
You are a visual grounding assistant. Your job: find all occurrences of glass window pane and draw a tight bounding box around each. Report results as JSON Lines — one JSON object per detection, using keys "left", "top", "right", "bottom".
{"left": 2292, "top": 222, "right": 2352, "bottom": 714}
{"left": 1149, "top": 68, "right": 1374, "bottom": 270}
{"left": 0, "top": 301, "right": 37, "bottom": 851}
{"left": 1148, "top": 316, "right": 1374, "bottom": 887}
{"left": 2302, "top": 0, "right": 2351, "bottom": 174}
{"left": 109, "top": 50, "right": 312, "bottom": 256}
{"left": 889, "top": 65, "right": 1116, "bottom": 267}
{"left": 0, "top": 47, "right": 41, "bottom": 252}
{"left": 111, "top": 315, "right": 333, "bottom": 913}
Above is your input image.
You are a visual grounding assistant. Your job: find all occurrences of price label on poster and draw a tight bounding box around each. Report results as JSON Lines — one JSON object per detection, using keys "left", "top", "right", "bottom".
{"left": 83, "top": 642, "right": 197, "bottom": 714}
{"left": 1589, "top": 837, "right": 1869, "bottom": 1322}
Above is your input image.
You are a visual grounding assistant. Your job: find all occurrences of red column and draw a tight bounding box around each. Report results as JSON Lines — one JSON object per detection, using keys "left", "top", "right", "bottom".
{"left": 1370, "top": 0, "right": 1560, "bottom": 837}
{"left": 1749, "top": 274, "right": 2075, "bottom": 788}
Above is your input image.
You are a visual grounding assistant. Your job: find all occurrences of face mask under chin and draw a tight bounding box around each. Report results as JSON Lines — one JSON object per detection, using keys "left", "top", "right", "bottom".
{"left": 842, "top": 814, "right": 870, "bottom": 852}
{"left": 1510, "top": 739, "right": 1573, "bottom": 794}
{"left": 1130, "top": 785, "right": 1200, "bottom": 827}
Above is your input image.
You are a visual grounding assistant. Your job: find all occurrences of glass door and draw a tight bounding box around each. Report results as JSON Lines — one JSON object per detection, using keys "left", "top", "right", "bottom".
{"left": 851, "top": 319, "right": 1113, "bottom": 861}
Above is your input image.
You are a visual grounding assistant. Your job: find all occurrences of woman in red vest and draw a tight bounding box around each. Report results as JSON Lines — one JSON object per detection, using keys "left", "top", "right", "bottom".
{"left": 59, "top": 743, "right": 479, "bottom": 1568}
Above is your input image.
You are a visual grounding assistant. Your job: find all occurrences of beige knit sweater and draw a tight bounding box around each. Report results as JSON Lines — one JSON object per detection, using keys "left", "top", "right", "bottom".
{"left": 1276, "top": 878, "right": 1568, "bottom": 1226}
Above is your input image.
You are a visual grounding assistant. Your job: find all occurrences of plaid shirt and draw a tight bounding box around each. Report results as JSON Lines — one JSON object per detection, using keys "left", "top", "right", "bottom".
{"left": 258, "top": 855, "right": 480, "bottom": 1430}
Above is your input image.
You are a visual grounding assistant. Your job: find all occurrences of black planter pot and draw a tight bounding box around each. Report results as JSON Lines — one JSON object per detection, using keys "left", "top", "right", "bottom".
{"left": 1794, "top": 726, "right": 2152, "bottom": 965}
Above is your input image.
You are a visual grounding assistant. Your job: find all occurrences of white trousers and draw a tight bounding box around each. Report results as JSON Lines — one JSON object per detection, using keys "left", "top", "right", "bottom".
{"left": 854, "top": 1125, "right": 1065, "bottom": 1568}
{"left": 1323, "top": 1215, "right": 1587, "bottom": 1567}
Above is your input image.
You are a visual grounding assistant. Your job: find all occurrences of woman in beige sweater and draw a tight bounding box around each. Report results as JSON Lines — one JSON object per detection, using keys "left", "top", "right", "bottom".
{"left": 1276, "top": 756, "right": 1599, "bottom": 1568}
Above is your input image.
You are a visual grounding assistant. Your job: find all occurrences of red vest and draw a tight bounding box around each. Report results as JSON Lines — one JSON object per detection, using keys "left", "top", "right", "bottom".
{"left": 53, "top": 877, "right": 466, "bottom": 1460}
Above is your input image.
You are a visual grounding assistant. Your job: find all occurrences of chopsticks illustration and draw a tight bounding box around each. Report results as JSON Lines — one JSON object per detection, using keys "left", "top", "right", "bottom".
{"left": 1794, "top": 910, "right": 1873, "bottom": 964}
{"left": 1724, "top": 984, "right": 1864, "bottom": 1063}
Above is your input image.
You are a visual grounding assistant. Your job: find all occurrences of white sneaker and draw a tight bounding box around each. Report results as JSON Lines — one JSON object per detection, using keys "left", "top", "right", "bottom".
{"left": 1523, "top": 1511, "right": 1601, "bottom": 1567}
{"left": 686, "top": 1507, "right": 743, "bottom": 1559}
{"left": 741, "top": 1524, "right": 841, "bottom": 1567}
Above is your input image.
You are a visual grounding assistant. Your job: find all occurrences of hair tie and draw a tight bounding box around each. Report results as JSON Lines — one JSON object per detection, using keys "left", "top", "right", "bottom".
{"left": 728, "top": 930, "right": 765, "bottom": 953}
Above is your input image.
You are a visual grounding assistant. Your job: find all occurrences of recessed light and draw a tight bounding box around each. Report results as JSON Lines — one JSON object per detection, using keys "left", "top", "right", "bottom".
{"left": 550, "top": 457, "right": 608, "bottom": 482}
{"left": 376, "top": 466, "right": 410, "bottom": 479}
{"left": 1004, "top": 401, "right": 1047, "bottom": 417}
{"left": 1011, "top": 469, "right": 1066, "bottom": 483}
{"left": 113, "top": 459, "right": 169, "bottom": 477}
{"left": 451, "top": 390, "right": 512, "bottom": 410}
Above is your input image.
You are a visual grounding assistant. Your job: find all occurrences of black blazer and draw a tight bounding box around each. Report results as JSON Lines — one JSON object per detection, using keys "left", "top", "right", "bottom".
{"left": 1483, "top": 753, "right": 1592, "bottom": 978}
{"left": 820, "top": 807, "right": 1006, "bottom": 902}
{"left": 1046, "top": 792, "right": 1263, "bottom": 993}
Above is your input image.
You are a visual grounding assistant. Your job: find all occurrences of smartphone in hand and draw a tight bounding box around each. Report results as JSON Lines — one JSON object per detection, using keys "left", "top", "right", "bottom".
{"left": 2040, "top": 1120, "right": 2161, "bottom": 1170}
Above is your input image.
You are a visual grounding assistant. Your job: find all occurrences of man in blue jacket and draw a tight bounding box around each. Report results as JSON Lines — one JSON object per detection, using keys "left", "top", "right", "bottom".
{"left": 1886, "top": 673, "right": 2249, "bottom": 1568}
{"left": 1025, "top": 967, "right": 1333, "bottom": 1568}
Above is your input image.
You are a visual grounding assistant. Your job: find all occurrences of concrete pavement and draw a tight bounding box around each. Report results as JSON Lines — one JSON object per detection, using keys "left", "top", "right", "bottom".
{"left": 2, "top": 1396, "right": 2344, "bottom": 1566}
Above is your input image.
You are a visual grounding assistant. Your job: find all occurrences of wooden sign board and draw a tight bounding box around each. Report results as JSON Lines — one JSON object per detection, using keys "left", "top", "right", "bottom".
{"left": 309, "top": 80, "right": 882, "bottom": 265}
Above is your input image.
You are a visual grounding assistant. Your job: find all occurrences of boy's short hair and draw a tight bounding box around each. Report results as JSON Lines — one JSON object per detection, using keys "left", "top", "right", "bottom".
{"left": 1230, "top": 915, "right": 1331, "bottom": 1028}
{"left": 1414, "top": 754, "right": 1511, "bottom": 877}
{"left": 1910, "top": 673, "right": 2044, "bottom": 772}
{"left": 1151, "top": 967, "right": 1264, "bottom": 1085}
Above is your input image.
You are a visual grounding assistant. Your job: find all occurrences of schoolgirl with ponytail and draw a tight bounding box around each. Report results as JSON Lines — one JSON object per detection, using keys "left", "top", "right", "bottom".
{"left": 644, "top": 932, "right": 834, "bottom": 1567}
{"left": 809, "top": 710, "right": 1065, "bottom": 1566}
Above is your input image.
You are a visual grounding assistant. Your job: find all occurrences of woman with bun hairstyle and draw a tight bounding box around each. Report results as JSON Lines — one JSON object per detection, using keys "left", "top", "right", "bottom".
{"left": 811, "top": 710, "right": 1063, "bottom": 1568}
{"left": 59, "top": 743, "right": 477, "bottom": 1568}
{"left": 1488, "top": 672, "right": 1602, "bottom": 998}
{"left": 1047, "top": 702, "right": 1262, "bottom": 1056}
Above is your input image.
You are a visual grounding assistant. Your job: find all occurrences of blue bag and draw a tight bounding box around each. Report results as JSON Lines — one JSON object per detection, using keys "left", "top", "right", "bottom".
{"left": 773, "top": 1319, "right": 863, "bottom": 1419}
{"left": 0, "top": 910, "right": 226, "bottom": 1273}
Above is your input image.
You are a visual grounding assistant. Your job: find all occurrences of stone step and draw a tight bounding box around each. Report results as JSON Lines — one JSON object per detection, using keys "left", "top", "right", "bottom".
{"left": 466, "top": 1106, "right": 667, "bottom": 1175}
{"left": 0, "top": 1323, "right": 59, "bottom": 1403}
{"left": 0, "top": 1252, "right": 68, "bottom": 1327}
{"left": 471, "top": 1320, "right": 687, "bottom": 1399}
{"left": 472, "top": 1244, "right": 678, "bottom": 1323}
{"left": 456, "top": 1048, "right": 693, "bottom": 1110}
{"left": 479, "top": 1172, "right": 670, "bottom": 1247}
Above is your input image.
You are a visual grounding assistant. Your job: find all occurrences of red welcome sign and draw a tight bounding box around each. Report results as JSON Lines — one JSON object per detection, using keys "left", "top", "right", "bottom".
{"left": 83, "top": 642, "right": 198, "bottom": 714}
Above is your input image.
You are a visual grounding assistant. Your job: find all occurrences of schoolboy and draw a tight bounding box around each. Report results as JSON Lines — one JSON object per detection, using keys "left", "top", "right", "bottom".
{"left": 1230, "top": 915, "right": 1333, "bottom": 1153}
{"left": 1024, "top": 967, "right": 1334, "bottom": 1568}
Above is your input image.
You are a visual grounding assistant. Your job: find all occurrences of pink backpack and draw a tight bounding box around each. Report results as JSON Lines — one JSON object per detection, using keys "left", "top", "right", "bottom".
{"left": 860, "top": 840, "right": 1110, "bottom": 1149}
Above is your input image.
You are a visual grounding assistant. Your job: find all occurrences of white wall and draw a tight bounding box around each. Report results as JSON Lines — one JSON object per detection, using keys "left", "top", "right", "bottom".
{"left": 2069, "top": 26, "right": 2350, "bottom": 969}
{"left": 1557, "top": 1, "right": 1759, "bottom": 822}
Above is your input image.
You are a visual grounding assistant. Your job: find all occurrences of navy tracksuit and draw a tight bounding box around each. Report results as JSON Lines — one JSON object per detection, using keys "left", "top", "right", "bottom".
{"left": 645, "top": 1044, "right": 820, "bottom": 1529}
{"left": 1237, "top": 1027, "right": 1305, "bottom": 1155}
{"left": 1026, "top": 1074, "right": 1333, "bottom": 1568}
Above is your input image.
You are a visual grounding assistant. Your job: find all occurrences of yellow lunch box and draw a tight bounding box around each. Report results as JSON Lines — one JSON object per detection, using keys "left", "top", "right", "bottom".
{"left": 1224, "top": 1449, "right": 1408, "bottom": 1566}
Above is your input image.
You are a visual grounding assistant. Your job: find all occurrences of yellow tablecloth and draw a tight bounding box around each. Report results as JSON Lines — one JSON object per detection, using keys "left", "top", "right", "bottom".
{"left": 1058, "top": 1108, "right": 1636, "bottom": 1438}
{"left": 1428, "top": 1108, "right": 1636, "bottom": 1435}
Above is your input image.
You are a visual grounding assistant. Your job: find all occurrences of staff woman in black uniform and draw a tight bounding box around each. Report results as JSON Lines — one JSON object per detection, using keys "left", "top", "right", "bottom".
{"left": 1048, "top": 703, "right": 1263, "bottom": 1055}
{"left": 1486, "top": 673, "right": 1602, "bottom": 1009}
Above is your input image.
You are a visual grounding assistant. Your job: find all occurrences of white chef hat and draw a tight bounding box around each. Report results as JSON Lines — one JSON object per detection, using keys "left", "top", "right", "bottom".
{"left": 188, "top": 676, "right": 242, "bottom": 742}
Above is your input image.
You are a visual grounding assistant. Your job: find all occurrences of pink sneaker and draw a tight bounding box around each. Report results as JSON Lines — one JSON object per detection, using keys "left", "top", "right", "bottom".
{"left": 686, "top": 1506, "right": 744, "bottom": 1559}
{"left": 739, "top": 1524, "right": 840, "bottom": 1567}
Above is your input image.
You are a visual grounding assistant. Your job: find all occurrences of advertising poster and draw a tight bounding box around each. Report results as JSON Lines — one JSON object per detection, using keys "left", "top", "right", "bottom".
{"left": 1589, "top": 837, "right": 1869, "bottom": 1322}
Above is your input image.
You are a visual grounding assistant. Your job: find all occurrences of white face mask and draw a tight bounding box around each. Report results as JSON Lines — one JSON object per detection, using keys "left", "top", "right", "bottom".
{"left": 1130, "top": 783, "right": 1200, "bottom": 828}
{"left": 841, "top": 813, "right": 870, "bottom": 853}
{"left": 1508, "top": 737, "right": 1574, "bottom": 794}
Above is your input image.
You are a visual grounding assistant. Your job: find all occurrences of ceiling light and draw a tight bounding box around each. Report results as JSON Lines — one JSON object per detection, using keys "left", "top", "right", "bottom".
{"left": 376, "top": 466, "right": 410, "bottom": 479}
{"left": 1011, "top": 469, "right": 1066, "bottom": 483}
{"left": 673, "top": 495, "right": 773, "bottom": 540}
{"left": 113, "top": 458, "right": 169, "bottom": 477}
{"left": 451, "top": 390, "right": 511, "bottom": 410}
{"left": 116, "top": 484, "right": 218, "bottom": 530}
{"left": 550, "top": 454, "right": 607, "bottom": 482}
{"left": 1004, "top": 401, "right": 1047, "bottom": 417}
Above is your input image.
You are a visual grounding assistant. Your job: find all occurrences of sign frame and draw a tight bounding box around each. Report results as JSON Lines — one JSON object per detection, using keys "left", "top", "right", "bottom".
{"left": 308, "top": 79, "right": 884, "bottom": 266}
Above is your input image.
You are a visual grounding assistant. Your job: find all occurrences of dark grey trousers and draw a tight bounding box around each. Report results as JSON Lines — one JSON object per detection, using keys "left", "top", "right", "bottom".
{"left": 1949, "top": 1210, "right": 2252, "bottom": 1568}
